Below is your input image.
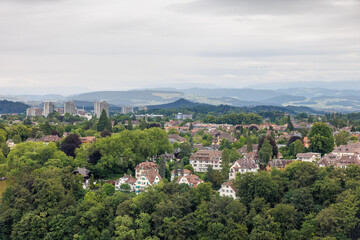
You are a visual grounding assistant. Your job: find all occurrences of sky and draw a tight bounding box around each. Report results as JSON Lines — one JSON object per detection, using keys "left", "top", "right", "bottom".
{"left": 0, "top": 0, "right": 359, "bottom": 95}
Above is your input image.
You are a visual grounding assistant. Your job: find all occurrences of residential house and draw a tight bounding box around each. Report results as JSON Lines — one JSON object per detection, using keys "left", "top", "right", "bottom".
{"left": 210, "top": 131, "right": 235, "bottom": 145}
{"left": 334, "top": 155, "right": 360, "bottom": 169}
{"left": 266, "top": 159, "right": 294, "bottom": 171}
{"left": 115, "top": 175, "right": 137, "bottom": 192}
{"left": 134, "top": 169, "right": 162, "bottom": 194}
{"left": 170, "top": 168, "right": 191, "bottom": 181}
{"left": 175, "top": 174, "right": 203, "bottom": 187}
{"left": 238, "top": 144, "right": 258, "bottom": 154}
{"left": 317, "top": 158, "right": 330, "bottom": 168}
{"left": 190, "top": 150, "right": 222, "bottom": 172}
{"left": 229, "top": 158, "right": 258, "bottom": 180}
{"left": 218, "top": 181, "right": 238, "bottom": 199}
{"left": 296, "top": 152, "right": 321, "bottom": 162}
{"left": 332, "top": 143, "right": 360, "bottom": 157}
{"left": 73, "top": 167, "right": 92, "bottom": 189}
{"left": 38, "top": 135, "right": 62, "bottom": 143}
{"left": 135, "top": 161, "right": 159, "bottom": 178}
{"left": 168, "top": 134, "right": 186, "bottom": 144}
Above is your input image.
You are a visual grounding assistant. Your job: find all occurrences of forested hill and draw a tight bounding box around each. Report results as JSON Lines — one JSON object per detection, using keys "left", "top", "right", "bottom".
{"left": 147, "top": 98, "right": 210, "bottom": 110}
{"left": 147, "top": 99, "right": 322, "bottom": 115}
{"left": 0, "top": 100, "right": 29, "bottom": 114}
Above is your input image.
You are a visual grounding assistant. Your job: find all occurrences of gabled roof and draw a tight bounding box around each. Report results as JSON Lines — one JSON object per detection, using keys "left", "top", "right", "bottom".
{"left": 175, "top": 174, "right": 203, "bottom": 187}
{"left": 74, "top": 167, "right": 91, "bottom": 177}
{"left": 143, "top": 169, "right": 162, "bottom": 184}
{"left": 121, "top": 175, "right": 137, "bottom": 184}
{"left": 136, "top": 161, "right": 159, "bottom": 170}
{"left": 39, "top": 135, "right": 62, "bottom": 142}
{"left": 296, "top": 152, "right": 321, "bottom": 158}
{"left": 171, "top": 169, "right": 192, "bottom": 175}
{"left": 231, "top": 158, "right": 258, "bottom": 170}
{"left": 267, "top": 159, "right": 293, "bottom": 169}
{"left": 221, "top": 181, "right": 237, "bottom": 192}
{"left": 333, "top": 142, "right": 360, "bottom": 154}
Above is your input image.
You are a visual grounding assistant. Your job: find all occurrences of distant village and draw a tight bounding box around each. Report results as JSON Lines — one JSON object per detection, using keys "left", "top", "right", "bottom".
{"left": 1, "top": 99, "right": 359, "bottom": 199}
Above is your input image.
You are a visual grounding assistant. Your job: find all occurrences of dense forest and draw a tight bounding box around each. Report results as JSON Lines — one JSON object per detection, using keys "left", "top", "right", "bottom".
{"left": 1, "top": 162, "right": 360, "bottom": 239}
{"left": 0, "top": 101, "right": 29, "bottom": 114}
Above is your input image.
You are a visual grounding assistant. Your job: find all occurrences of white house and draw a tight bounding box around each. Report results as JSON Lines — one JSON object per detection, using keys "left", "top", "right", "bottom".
{"left": 135, "top": 161, "right": 159, "bottom": 178}
{"left": 170, "top": 169, "right": 191, "bottom": 181}
{"left": 190, "top": 150, "right": 222, "bottom": 172}
{"left": 134, "top": 169, "right": 162, "bottom": 194}
{"left": 115, "top": 175, "right": 137, "bottom": 192}
{"left": 175, "top": 174, "right": 203, "bottom": 187}
{"left": 219, "top": 181, "right": 238, "bottom": 199}
{"left": 296, "top": 152, "right": 321, "bottom": 162}
{"left": 229, "top": 158, "right": 258, "bottom": 180}
{"left": 332, "top": 143, "right": 360, "bottom": 157}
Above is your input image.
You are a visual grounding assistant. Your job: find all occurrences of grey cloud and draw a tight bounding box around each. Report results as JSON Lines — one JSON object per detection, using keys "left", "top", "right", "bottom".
{"left": 171, "top": 0, "right": 359, "bottom": 16}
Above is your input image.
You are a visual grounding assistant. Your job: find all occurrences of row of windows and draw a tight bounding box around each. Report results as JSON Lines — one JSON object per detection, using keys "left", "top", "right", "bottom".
{"left": 220, "top": 189, "right": 234, "bottom": 193}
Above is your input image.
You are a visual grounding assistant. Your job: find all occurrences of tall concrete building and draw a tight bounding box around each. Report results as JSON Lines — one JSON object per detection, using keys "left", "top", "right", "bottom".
{"left": 43, "top": 102, "right": 55, "bottom": 117}
{"left": 94, "top": 101, "right": 109, "bottom": 118}
{"left": 121, "top": 106, "right": 134, "bottom": 114}
{"left": 64, "top": 101, "right": 77, "bottom": 115}
{"left": 26, "top": 107, "right": 43, "bottom": 117}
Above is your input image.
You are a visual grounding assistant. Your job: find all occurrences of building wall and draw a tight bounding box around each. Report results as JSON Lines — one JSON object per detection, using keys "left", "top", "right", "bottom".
{"left": 94, "top": 101, "right": 109, "bottom": 118}
{"left": 218, "top": 185, "right": 237, "bottom": 199}
{"left": 64, "top": 101, "right": 77, "bottom": 115}
{"left": 190, "top": 159, "right": 222, "bottom": 172}
{"left": 43, "top": 102, "right": 55, "bottom": 117}
{"left": 135, "top": 176, "right": 160, "bottom": 194}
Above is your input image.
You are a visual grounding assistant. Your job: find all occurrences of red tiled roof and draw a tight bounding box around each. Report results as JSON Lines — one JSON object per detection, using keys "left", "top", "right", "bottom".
{"left": 143, "top": 169, "right": 162, "bottom": 184}
{"left": 136, "top": 161, "right": 159, "bottom": 170}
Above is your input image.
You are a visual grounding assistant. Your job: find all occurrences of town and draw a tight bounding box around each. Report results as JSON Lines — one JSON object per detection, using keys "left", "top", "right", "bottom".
{"left": 1, "top": 97, "right": 360, "bottom": 239}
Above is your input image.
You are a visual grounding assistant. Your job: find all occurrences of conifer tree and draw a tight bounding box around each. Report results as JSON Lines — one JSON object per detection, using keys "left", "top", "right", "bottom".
{"left": 97, "top": 109, "right": 111, "bottom": 132}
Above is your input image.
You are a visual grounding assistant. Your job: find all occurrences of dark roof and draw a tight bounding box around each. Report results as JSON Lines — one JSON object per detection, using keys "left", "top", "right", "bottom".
{"left": 74, "top": 167, "right": 91, "bottom": 177}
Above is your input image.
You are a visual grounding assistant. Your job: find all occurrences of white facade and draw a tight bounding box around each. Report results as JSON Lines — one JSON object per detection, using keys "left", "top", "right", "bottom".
{"left": 115, "top": 175, "right": 136, "bottom": 192}
{"left": 43, "top": 102, "right": 55, "bottom": 117}
{"left": 121, "top": 106, "right": 134, "bottom": 114}
{"left": 218, "top": 182, "right": 238, "bottom": 199}
{"left": 26, "top": 107, "right": 42, "bottom": 117}
{"left": 296, "top": 152, "right": 321, "bottom": 162}
{"left": 94, "top": 101, "right": 109, "bottom": 118}
{"left": 229, "top": 159, "right": 258, "bottom": 180}
{"left": 175, "top": 113, "right": 193, "bottom": 120}
{"left": 190, "top": 150, "right": 222, "bottom": 172}
{"left": 64, "top": 101, "right": 77, "bottom": 115}
{"left": 175, "top": 174, "right": 204, "bottom": 187}
{"left": 135, "top": 173, "right": 161, "bottom": 195}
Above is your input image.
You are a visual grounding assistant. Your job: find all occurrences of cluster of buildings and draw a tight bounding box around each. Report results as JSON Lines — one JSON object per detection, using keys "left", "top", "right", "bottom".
{"left": 27, "top": 100, "right": 151, "bottom": 119}
{"left": 27, "top": 101, "right": 91, "bottom": 118}
{"left": 113, "top": 161, "right": 202, "bottom": 194}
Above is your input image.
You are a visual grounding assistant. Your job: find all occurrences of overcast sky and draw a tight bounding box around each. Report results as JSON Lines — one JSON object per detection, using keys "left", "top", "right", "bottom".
{"left": 0, "top": 0, "right": 359, "bottom": 95}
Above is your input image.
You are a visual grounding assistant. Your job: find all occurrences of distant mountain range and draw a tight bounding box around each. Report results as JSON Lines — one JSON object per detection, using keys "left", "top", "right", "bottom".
{"left": 2, "top": 87, "right": 360, "bottom": 112}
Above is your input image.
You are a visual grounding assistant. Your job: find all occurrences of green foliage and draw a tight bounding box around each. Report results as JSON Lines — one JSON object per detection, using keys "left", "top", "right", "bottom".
{"left": 76, "top": 128, "right": 172, "bottom": 178}
{"left": 309, "top": 122, "right": 335, "bottom": 155}
{"left": 97, "top": 109, "right": 112, "bottom": 132}
{"left": 222, "top": 148, "right": 241, "bottom": 178}
{"left": 334, "top": 130, "right": 350, "bottom": 146}
{"left": 258, "top": 139, "right": 273, "bottom": 166}
{"left": 102, "top": 183, "right": 115, "bottom": 196}
{"left": 1, "top": 142, "right": 73, "bottom": 176}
